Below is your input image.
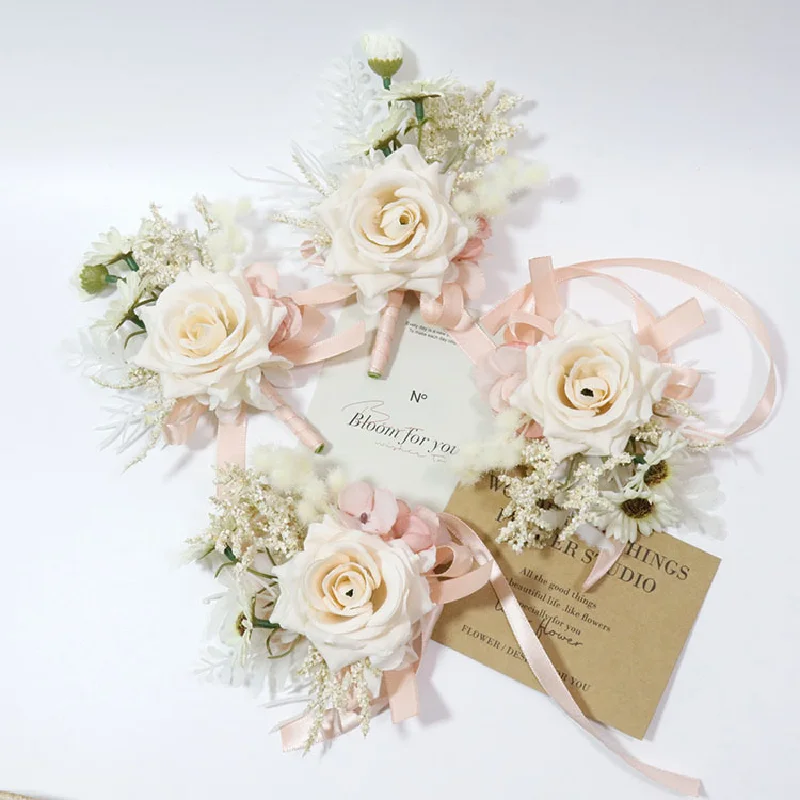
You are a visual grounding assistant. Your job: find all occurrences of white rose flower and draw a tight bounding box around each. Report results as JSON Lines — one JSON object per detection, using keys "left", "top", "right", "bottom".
{"left": 510, "top": 312, "right": 672, "bottom": 462}
{"left": 133, "top": 263, "right": 291, "bottom": 417}
{"left": 270, "top": 516, "right": 434, "bottom": 672}
{"left": 317, "top": 144, "right": 468, "bottom": 312}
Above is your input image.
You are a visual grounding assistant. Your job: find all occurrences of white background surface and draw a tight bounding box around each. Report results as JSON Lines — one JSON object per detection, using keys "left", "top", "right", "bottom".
{"left": 1, "top": 1, "right": 799, "bottom": 798}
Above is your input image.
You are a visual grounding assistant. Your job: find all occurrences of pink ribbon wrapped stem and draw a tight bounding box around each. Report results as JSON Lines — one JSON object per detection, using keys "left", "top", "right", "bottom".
{"left": 259, "top": 379, "right": 325, "bottom": 453}
{"left": 368, "top": 289, "right": 405, "bottom": 379}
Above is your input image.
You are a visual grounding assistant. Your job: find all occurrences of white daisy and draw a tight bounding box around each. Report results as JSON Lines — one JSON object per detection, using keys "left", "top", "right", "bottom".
{"left": 92, "top": 273, "right": 144, "bottom": 338}
{"left": 628, "top": 429, "right": 687, "bottom": 493}
{"left": 83, "top": 227, "right": 133, "bottom": 267}
{"left": 649, "top": 451, "right": 725, "bottom": 539}
{"left": 385, "top": 77, "right": 456, "bottom": 102}
{"left": 343, "top": 105, "right": 413, "bottom": 157}
{"left": 200, "top": 558, "right": 308, "bottom": 698}
{"left": 597, "top": 488, "right": 681, "bottom": 544}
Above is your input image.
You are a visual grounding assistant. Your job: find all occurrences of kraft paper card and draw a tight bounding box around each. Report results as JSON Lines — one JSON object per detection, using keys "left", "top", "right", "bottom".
{"left": 306, "top": 303, "right": 494, "bottom": 510}
{"left": 433, "top": 473, "right": 720, "bottom": 739}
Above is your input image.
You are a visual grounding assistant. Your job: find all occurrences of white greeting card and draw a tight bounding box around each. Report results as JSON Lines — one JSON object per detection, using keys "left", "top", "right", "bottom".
{"left": 306, "top": 302, "right": 494, "bottom": 509}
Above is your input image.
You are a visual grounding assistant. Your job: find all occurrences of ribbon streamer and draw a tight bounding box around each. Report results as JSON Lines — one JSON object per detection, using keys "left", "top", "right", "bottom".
{"left": 439, "top": 514, "right": 702, "bottom": 796}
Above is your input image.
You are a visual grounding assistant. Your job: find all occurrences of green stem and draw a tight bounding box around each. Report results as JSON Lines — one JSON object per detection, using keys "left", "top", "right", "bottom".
{"left": 247, "top": 567, "right": 275, "bottom": 580}
{"left": 104, "top": 274, "right": 119, "bottom": 285}
{"left": 252, "top": 617, "right": 280, "bottom": 629}
{"left": 414, "top": 99, "right": 425, "bottom": 121}
{"left": 214, "top": 560, "right": 235, "bottom": 578}
{"left": 124, "top": 328, "right": 146, "bottom": 348}
{"left": 383, "top": 76, "right": 391, "bottom": 90}
{"left": 124, "top": 254, "right": 140, "bottom": 272}
{"left": 267, "top": 632, "right": 302, "bottom": 660}
{"left": 130, "top": 295, "right": 157, "bottom": 311}
{"left": 380, "top": 145, "right": 391, "bottom": 157}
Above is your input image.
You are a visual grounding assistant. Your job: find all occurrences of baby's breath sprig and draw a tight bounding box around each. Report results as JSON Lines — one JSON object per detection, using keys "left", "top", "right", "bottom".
{"left": 298, "top": 648, "right": 375, "bottom": 752}
{"left": 196, "top": 464, "right": 307, "bottom": 568}
{"left": 419, "top": 80, "right": 522, "bottom": 180}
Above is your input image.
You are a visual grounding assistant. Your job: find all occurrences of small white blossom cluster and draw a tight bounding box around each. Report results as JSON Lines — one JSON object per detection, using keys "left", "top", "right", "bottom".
{"left": 469, "top": 409, "right": 723, "bottom": 551}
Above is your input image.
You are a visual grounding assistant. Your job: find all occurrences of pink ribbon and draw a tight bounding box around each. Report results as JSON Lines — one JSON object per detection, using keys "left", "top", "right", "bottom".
{"left": 582, "top": 539, "right": 626, "bottom": 592}
{"left": 216, "top": 413, "right": 248, "bottom": 483}
{"left": 368, "top": 289, "right": 405, "bottom": 378}
{"left": 163, "top": 397, "right": 206, "bottom": 445}
{"left": 439, "top": 514, "right": 702, "bottom": 796}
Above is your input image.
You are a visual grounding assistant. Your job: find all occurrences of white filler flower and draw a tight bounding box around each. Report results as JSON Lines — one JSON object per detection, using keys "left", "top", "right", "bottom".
{"left": 317, "top": 144, "right": 468, "bottom": 312}
{"left": 133, "top": 264, "right": 291, "bottom": 417}
{"left": 511, "top": 312, "right": 672, "bottom": 462}
{"left": 270, "top": 516, "right": 434, "bottom": 672}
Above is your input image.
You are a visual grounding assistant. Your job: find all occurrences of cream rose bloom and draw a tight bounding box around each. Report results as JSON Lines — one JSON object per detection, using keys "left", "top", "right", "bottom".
{"left": 317, "top": 144, "right": 468, "bottom": 312}
{"left": 270, "top": 516, "right": 434, "bottom": 672}
{"left": 510, "top": 312, "right": 672, "bottom": 462}
{"left": 133, "top": 263, "right": 291, "bottom": 417}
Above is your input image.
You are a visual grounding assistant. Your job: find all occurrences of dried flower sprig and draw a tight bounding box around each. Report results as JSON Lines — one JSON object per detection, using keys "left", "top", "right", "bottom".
{"left": 194, "top": 464, "right": 307, "bottom": 567}
{"left": 298, "top": 648, "right": 376, "bottom": 752}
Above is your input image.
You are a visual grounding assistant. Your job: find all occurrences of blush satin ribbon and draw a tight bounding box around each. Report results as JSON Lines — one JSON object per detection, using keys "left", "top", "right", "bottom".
{"left": 463, "top": 255, "right": 777, "bottom": 590}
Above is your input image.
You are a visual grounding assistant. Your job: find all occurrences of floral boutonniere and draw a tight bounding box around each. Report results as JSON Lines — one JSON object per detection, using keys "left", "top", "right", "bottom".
{"left": 188, "top": 445, "right": 711, "bottom": 794}
{"left": 268, "top": 33, "right": 543, "bottom": 377}
{"left": 190, "top": 447, "right": 492, "bottom": 751}
{"left": 72, "top": 198, "right": 364, "bottom": 465}
{"left": 460, "top": 256, "right": 776, "bottom": 590}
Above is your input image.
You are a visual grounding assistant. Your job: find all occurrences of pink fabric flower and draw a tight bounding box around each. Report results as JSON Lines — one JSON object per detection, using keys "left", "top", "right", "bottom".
{"left": 390, "top": 502, "right": 442, "bottom": 553}
{"left": 338, "top": 481, "right": 399, "bottom": 534}
{"left": 475, "top": 344, "right": 528, "bottom": 413}
{"left": 244, "top": 262, "right": 304, "bottom": 349}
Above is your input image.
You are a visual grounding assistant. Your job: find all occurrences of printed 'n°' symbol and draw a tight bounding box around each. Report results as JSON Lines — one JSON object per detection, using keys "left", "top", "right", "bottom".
{"left": 410, "top": 390, "right": 428, "bottom": 403}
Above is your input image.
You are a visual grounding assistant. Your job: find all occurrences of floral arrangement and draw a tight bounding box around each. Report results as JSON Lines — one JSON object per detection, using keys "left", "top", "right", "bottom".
{"left": 69, "top": 31, "right": 778, "bottom": 797}
{"left": 72, "top": 198, "right": 364, "bottom": 464}
{"left": 190, "top": 447, "right": 491, "bottom": 751}
{"left": 266, "top": 32, "right": 543, "bottom": 377}
{"left": 459, "top": 256, "right": 775, "bottom": 588}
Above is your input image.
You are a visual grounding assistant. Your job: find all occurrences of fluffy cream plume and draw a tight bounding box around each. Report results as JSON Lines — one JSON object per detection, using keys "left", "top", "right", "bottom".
{"left": 454, "top": 409, "right": 527, "bottom": 483}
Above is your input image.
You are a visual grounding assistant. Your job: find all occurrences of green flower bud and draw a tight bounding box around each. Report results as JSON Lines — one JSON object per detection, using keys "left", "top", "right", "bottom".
{"left": 79, "top": 264, "right": 111, "bottom": 294}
